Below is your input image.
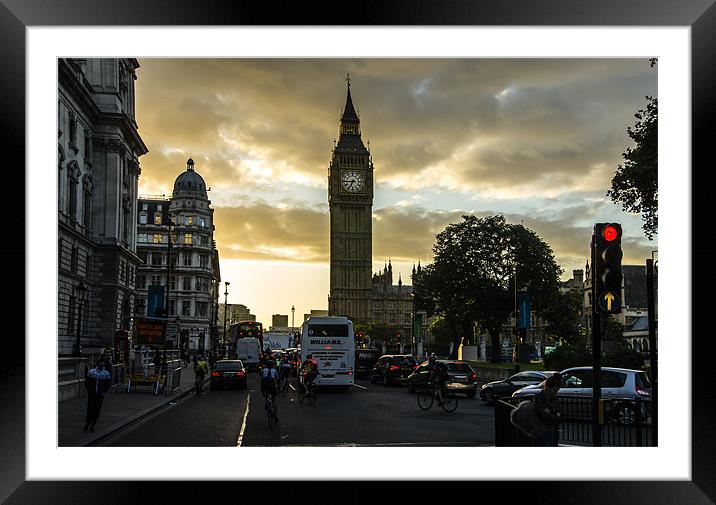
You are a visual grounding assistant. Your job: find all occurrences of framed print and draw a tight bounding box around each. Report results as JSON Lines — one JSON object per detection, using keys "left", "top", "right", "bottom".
{"left": 5, "top": 0, "right": 714, "bottom": 502}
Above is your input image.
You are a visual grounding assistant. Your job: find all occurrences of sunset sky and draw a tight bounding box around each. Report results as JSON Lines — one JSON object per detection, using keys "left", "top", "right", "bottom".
{"left": 134, "top": 58, "right": 658, "bottom": 327}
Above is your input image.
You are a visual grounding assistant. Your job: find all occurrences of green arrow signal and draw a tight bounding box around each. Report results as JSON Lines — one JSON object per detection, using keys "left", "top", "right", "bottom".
{"left": 604, "top": 292, "right": 615, "bottom": 311}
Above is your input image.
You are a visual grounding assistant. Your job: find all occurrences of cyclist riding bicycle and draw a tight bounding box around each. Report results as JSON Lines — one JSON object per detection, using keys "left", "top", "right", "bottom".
{"left": 299, "top": 353, "right": 319, "bottom": 395}
{"left": 260, "top": 360, "right": 280, "bottom": 421}
{"left": 279, "top": 354, "right": 292, "bottom": 386}
{"left": 426, "top": 354, "right": 449, "bottom": 406}
{"left": 194, "top": 355, "right": 208, "bottom": 392}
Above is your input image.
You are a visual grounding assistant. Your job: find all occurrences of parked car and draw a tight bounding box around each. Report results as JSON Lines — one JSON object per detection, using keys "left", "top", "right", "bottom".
{"left": 512, "top": 366, "right": 651, "bottom": 424}
{"left": 371, "top": 355, "right": 419, "bottom": 385}
{"left": 480, "top": 370, "right": 559, "bottom": 406}
{"left": 209, "top": 360, "right": 248, "bottom": 390}
{"left": 355, "top": 349, "right": 381, "bottom": 379}
{"left": 406, "top": 359, "right": 479, "bottom": 398}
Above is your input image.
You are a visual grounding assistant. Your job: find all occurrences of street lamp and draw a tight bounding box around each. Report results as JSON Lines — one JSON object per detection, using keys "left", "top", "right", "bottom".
{"left": 73, "top": 280, "right": 88, "bottom": 357}
{"left": 410, "top": 292, "right": 415, "bottom": 356}
{"left": 223, "top": 282, "right": 230, "bottom": 354}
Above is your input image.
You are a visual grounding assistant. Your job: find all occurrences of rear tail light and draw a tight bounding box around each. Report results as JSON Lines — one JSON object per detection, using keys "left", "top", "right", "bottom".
{"left": 636, "top": 386, "right": 650, "bottom": 396}
{"left": 389, "top": 365, "right": 400, "bottom": 371}
{"left": 236, "top": 370, "right": 246, "bottom": 377}
{"left": 211, "top": 371, "right": 220, "bottom": 377}
{"left": 470, "top": 373, "right": 477, "bottom": 381}
{"left": 348, "top": 367, "right": 353, "bottom": 376}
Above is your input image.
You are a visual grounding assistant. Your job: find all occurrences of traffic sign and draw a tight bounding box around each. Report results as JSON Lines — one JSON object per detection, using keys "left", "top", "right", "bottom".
{"left": 597, "top": 291, "right": 621, "bottom": 313}
{"left": 593, "top": 223, "right": 623, "bottom": 314}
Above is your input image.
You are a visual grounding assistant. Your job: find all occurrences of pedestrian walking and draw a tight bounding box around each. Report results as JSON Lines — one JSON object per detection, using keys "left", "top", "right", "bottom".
{"left": 532, "top": 372, "right": 562, "bottom": 446}
{"left": 84, "top": 360, "right": 111, "bottom": 432}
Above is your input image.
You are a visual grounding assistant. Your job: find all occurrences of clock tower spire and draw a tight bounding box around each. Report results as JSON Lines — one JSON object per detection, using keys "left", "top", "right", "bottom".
{"left": 328, "top": 75, "right": 374, "bottom": 321}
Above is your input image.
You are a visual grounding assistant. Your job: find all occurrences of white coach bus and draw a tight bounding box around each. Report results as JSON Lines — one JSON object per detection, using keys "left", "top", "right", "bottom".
{"left": 300, "top": 316, "right": 355, "bottom": 388}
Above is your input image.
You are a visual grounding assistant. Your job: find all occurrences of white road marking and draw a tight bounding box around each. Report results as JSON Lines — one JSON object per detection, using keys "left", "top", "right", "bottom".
{"left": 351, "top": 383, "right": 367, "bottom": 390}
{"left": 236, "top": 392, "right": 251, "bottom": 447}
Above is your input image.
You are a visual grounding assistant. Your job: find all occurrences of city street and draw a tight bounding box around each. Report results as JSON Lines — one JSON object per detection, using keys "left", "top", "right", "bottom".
{"left": 100, "top": 371, "right": 495, "bottom": 447}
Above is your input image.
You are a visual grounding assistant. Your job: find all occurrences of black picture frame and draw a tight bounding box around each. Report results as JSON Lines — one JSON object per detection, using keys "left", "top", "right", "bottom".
{"left": 5, "top": 0, "right": 712, "bottom": 502}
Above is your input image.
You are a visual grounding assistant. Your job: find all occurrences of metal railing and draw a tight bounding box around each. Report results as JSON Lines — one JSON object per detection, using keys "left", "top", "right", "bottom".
{"left": 165, "top": 359, "right": 182, "bottom": 394}
{"left": 58, "top": 357, "right": 88, "bottom": 383}
{"left": 495, "top": 395, "right": 653, "bottom": 447}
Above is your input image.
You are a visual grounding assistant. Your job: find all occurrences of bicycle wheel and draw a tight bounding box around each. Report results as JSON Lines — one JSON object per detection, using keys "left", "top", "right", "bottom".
{"left": 267, "top": 403, "right": 275, "bottom": 429}
{"left": 308, "top": 387, "right": 317, "bottom": 405}
{"left": 417, "top": 389, "right": 434, "bottom": 410}
{"left": 441, "top": 393, "right": 459, "bottom": 413}
{"left": 298, "top": 385, "right": 306, "bottom": 404}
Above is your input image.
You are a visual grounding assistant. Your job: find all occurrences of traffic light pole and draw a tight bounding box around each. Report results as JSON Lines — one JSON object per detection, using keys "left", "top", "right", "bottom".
{"left": 646, "top": 258, "right": 658, "bottom": 446}
{"left": 591, "top": 228, "right": 603, "bottom": 447}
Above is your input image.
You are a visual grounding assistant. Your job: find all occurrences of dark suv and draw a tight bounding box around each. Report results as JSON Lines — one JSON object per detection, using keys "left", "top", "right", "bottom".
{"left": 371, "top": 355, "right": 419, "bottom": 385}
{"left": 406, "top": 360, "right": 479, "bottom": 398}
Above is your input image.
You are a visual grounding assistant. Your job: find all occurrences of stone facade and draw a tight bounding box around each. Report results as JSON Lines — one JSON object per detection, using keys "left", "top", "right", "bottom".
{"left": 58, "top": 58, "right": 148, "bottom": 357}
{"left": 135, "top": 159, "right": 220, "bottom": 352}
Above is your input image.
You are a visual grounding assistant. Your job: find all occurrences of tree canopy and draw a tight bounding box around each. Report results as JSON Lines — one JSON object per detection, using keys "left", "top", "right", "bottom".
{"left": 414, "top": 215, "right": 563, "bottom": 361}
{"left": 607, "top": 95, "right": 658, "bottom": 240}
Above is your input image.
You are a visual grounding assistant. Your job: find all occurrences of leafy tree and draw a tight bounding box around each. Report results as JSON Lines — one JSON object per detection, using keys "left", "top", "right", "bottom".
{"left": 414, "top": 215, "right": 563, "bottom": 361}
{"left": 603, "top": 342, "right": 645, "bottom": 370}
{"left": 607, "top": 95, "right": 658, "bottom": 240}
{"left": 541, "top": 288, "right": 584, "bottom": 346}
{"left": 543, "top": 343, "right": 591, "bottom": 371}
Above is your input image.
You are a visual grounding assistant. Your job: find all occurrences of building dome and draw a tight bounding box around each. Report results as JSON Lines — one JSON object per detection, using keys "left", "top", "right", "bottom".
{"left": 173, "top": 158, "right": 207, "bottom": 195}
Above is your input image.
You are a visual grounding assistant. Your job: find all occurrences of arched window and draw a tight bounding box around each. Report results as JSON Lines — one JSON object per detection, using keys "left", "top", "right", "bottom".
{"left": 82, "top": 174, "right": 93, "bottom": 231}
{"left": 642, "top": 339, "right": 649, "bottom": 351}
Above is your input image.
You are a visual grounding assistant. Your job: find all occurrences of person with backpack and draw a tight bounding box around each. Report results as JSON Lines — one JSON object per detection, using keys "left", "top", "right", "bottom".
{"left": 261, "top": 360, "right": 280, "bottom": 422}
{"left": 194, "top": 355, "right": 208, "bottom": 393}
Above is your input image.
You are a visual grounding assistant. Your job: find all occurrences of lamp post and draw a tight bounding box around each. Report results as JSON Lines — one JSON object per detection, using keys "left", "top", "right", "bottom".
{"left": 223, "top": 281, "right": 230, "bottom": 355}
{"left": 73, "top": 280, "right": 88, "bottom": 357}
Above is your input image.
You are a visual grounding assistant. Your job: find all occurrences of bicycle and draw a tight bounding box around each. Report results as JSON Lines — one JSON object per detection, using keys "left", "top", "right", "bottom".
{"left": 297, "top": 375, "right": 318, "bottom": 405}
{"left": 279, "top": 374, "right": 290, "bottom": 396}
{"left": 417, "top": 383, "right": 458, "bottom": 412}
{"left": 195, "top": 372, "right": 205, "bottom": 394}
{"left": 264, "top": 393, "right": 278, "bottom": 429}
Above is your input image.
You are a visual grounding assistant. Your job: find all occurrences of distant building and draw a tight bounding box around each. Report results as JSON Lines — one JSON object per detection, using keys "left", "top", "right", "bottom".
{"left": 58, "top": 58, "right": 148, "bottom": 357}
{"left": 272, "top": 314, "right": 289, "bottom": 328}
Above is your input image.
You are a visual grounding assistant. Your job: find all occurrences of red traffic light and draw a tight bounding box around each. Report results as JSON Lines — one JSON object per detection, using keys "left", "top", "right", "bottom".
{"left": 603, "top": 224, "right": 619, "bottom": 242}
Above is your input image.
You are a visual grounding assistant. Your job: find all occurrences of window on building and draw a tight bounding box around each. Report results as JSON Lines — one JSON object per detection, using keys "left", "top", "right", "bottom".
{"left": 154, "top": 213, "right": 162, "bottom": 225}
{"left": 153, "top": 233, "right": 163, "bottom": 244}
{"left": 151, "top": 275, "right": 160, "bottom": 286}
{"left": 68, "top": 111, "right": 77, "bottom": 147}
{"left": 67, "top": 295, "right": 76, "bottom": 334}
{"left": 199, "top": 217, "right": 206, "bottom": 227}
{"left": 184, "top": 233, "right": 192, "bottom": 245}
{"left": 151, "top": 253, "right": 163, "bottom": 266}
{"left": 142, "top": 203, "right": 148, "bottom": 211}
{"left": 170, "top": 276, "right": 176, "bottom": 291}
{"left": 135, "top": 297, "right": 146, "bottom": 316}
{"left": 182, "top": 301, "right": 191, "bottom": 316}
{"left": 185, "top": 215, "right": 193, "bottom": 225}
{"left": 139, "top": 213, "right": 147, "bottom": 224}
{"left": 137, "top": 275, "right": 146, "bottom": 289}
{"left": 84, "top": 131, "right": 92, "bottom": 161}
{"left": 183, "top": 277, "right": 191, "bottom": 291}
{"left": 200, "top": 235, "right": 209, "bottom": 246}
{"left": 183, "top": 253, "right": 192, "bottom": 266}
{"left": 138, "top": 251, "right": 147, "bottom": 264}
{"left": 83, "top": 185, "right": 92, "bottom": 230}
{"left": 169, "top": 299, "right": 176, "bottom": 316}
{"left": 197, "top": 302, "right": 208, "bottom": 318}
{"left": 157, "top": 204, "right": 162, "bottom": 211}
{"left": 71, "top": 246, "right": 78, "bottom": 273}
{"left": 199, "top": 254, "right": 208, "bottom": 268}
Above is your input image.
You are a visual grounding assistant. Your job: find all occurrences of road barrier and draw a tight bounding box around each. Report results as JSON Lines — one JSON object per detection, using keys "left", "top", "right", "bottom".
{"left": 494, "top": 395, "right": 653, "bottom": 446}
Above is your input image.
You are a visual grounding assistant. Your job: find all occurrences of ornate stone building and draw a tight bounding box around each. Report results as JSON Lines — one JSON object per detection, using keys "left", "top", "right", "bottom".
{"left": 58, "top": 58, "right": 148, "bottom": 356}
{"left": 135, "top": 159, "right": 221, "bottom": 352}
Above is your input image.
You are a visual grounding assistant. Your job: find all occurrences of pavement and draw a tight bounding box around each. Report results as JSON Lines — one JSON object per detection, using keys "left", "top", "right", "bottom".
{"left": 58, "top": 363, "right": 209, "bottom": 446}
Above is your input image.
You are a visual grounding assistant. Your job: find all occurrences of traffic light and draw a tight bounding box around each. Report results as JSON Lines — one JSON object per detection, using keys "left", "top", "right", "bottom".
{"left": 396, "top": 332, "right": 401, "bottom": 342}
{"left": 593, "top": 223, "right": 623, "bottom": 314}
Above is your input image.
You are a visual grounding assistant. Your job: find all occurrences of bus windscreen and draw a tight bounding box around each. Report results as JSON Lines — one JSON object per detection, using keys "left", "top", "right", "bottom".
{"left": 307, "top": 324, "right": 349, "bottom": 337}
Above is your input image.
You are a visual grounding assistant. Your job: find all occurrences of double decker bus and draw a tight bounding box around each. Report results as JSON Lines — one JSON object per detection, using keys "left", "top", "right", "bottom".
{"left": 300, "top": 316, "right": 355, "bottom": 388}
{"left": 229, "top": 320, "right": 264, "bottom": 351}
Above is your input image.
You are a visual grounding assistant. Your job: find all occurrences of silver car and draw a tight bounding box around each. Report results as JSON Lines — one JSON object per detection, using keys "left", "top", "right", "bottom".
{"left": 512, "top": 366, "right": 651, "bottom": 425}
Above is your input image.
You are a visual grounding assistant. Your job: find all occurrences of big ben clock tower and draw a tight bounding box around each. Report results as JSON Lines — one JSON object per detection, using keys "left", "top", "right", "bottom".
{"left": 328, "top": 75, "right": 374, "bottom": 321}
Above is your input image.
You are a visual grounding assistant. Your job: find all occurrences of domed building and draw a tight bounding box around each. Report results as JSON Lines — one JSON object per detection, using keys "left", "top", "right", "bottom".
{"left": 135, "top": 158, "right": 221, "bottom": 353}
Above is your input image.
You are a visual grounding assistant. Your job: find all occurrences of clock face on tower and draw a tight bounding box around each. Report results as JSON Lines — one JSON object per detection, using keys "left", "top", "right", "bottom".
{"left": 341, "top": 170, "right": 365, "bottom": 193}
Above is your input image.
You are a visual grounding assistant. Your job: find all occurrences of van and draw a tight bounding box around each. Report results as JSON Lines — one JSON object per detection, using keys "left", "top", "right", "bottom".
{"left": 355, "top": 349, "right": 381, "bottom": 379}
{"left": 236, "top": 337, "right": 261, "bottom": 371}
